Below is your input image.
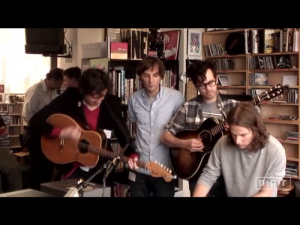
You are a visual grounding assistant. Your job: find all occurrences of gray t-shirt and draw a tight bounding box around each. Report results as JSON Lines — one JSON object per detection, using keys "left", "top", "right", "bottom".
{"left": 197, "top": 135, "right": 286, "bottom": 197}
{"left": 201, "top": 101, "right": 224, "bottom": 121}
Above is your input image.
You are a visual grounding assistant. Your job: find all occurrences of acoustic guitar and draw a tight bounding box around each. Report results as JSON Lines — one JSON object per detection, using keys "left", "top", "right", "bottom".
{"left": 41, "top": 114, "right": 174, "bottom": 182}
{"left": 169, "top": 84, "right": 289, "bottom": 180}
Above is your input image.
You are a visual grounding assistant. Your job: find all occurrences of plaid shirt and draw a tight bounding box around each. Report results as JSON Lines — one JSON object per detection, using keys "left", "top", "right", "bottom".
{"left": 165, "top": 93, "right": 239, "bottom": 135}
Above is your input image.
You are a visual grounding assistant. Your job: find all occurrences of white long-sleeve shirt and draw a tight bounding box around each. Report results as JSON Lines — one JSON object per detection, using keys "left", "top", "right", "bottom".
{"left": 22, "top": 80, "right": 58, "bottom": 126}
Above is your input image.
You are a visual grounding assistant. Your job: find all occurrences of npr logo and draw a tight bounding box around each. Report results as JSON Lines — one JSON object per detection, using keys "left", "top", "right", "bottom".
{"left": 255, "top": 177, "right": 291, "bottom": 190}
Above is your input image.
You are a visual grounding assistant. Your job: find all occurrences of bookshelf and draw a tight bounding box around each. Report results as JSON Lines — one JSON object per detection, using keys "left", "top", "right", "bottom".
{"left": 185, "top": 28, "right": 299, "bottom": 196}
{"left": 0, "top": 101, "right": 23, "bottom": 151}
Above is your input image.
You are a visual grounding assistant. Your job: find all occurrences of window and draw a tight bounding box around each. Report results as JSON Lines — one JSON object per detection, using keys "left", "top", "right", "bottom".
{"left": 0, "top": 29, "right": 51, "bottom": 93}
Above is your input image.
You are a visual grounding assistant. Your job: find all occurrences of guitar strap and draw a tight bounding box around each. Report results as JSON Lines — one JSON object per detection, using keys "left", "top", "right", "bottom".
{"left": 218, "top": 94, "right": 227, "bottom": 121}
{"left": 197, "top": 104, "right": 204, "bottom": 122}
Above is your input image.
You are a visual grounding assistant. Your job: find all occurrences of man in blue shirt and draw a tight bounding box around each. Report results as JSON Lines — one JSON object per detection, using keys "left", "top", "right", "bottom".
{"left": 127, "top": 57, "right": 184, "bottom": 197}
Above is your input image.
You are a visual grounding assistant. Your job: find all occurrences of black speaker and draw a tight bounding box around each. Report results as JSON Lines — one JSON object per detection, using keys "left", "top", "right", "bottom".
{"left": 25, "top": 28, "right": 66, "bottom": 55}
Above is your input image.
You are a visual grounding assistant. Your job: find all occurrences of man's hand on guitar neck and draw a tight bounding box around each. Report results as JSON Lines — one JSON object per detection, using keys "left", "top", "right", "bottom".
{"left": 128, "top": 155, "right": 139, "bottom": 170}
{"left": 59, "top": 126, "right": 81, "bottom": 141}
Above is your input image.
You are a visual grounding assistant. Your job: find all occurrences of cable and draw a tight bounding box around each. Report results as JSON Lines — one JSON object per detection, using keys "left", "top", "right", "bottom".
{"left": 102, "top": 179, "right": 106, "bottom": 197}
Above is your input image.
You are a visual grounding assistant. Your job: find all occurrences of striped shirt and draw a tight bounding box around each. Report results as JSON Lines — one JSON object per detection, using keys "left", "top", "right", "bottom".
{"left": 165, "top": 93, "right": 240, "bottom": 135}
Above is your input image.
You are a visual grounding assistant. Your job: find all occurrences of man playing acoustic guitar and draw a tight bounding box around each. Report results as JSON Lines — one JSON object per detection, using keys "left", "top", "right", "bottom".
{"left": 160, "top": 59, "right": 260, "bottom": 196}
{"left": 28, "top": 68, "right": 137, "bottom": 189}
{"left": 193, "top": 103, "right": 286, "bottom": 197}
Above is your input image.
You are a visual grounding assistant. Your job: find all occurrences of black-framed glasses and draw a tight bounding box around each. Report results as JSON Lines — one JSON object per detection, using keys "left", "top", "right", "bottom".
{"left": 196, "top": 80, "right": 216, "bottom": 89}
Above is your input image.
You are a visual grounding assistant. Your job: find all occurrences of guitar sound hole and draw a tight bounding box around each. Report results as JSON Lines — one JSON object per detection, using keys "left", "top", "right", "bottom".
{"left": 199, "top": 131, "right": 211, "bottom": 145}
{"left": 78, "top": 139, "right": 89, "bottom": 154}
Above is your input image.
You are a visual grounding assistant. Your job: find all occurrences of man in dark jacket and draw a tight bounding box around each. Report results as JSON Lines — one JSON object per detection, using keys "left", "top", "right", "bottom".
{"left": 28, "top": 68, "right": 137, "bottom": 190}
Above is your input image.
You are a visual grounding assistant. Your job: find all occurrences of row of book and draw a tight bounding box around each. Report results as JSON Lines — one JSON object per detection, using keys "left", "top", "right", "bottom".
{"left": 247, "top": 55, "right": 293, "bottom": 70}
{"left": 286, "top": 162, "right": 298, "bottom": 177}
{"left": 0, "top": 112, "right": 10, "bottom": 150}
{"left": 109, "top": 68, "right": 177, "bottom": 105}
{"left": 245, "top": 28, "right": 299, "bottom": 54}
{"left": 285, "top": 131, "right": 298, "bottom": 142}
{"left": 211, "top": 58, "right": 235, "bottom": 71}
{"left": 203, "top": 28, "right": 299, "bottom": 56}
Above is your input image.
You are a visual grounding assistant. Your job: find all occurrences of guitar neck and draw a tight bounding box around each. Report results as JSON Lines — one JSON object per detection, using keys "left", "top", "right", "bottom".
{"left": 212, "top": 99, "right": 257, "bottom": 136}
{"left": 211, "top": 120, "right": 227, "bottom": 137}
{"left": 86, "top": 145, "right": 146, "bottom": 168}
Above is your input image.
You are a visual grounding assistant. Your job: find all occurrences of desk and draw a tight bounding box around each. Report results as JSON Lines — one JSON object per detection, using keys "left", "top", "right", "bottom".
{"left": 0, "top": 189, "right": 54, "bottom": 197}
{"left": 41, "top": 179, "right": 111, "bottom": 197}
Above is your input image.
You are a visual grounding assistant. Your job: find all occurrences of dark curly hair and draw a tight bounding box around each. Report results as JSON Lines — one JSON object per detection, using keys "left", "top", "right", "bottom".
{"left": 63, "top": 66, "right": 81, "bottom": 82}
{"left": 226, "top": 102, "right": 269, "bottom": 151}
{"left": 187, "top": 59, "right": 217, "bottom": 86}
{"left": 79, "top": 68, "right": 113, "bottom": 95}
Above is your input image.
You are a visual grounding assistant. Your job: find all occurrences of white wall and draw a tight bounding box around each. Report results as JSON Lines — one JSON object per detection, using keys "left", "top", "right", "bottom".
{"left": 57, "top": 28, "right": 105, "bottom": 69}
{"left": 77, "top": 29, "right": 104, "bottom": 67}
{"left": 57, "top": 28, "right": 78, "bottom": 69}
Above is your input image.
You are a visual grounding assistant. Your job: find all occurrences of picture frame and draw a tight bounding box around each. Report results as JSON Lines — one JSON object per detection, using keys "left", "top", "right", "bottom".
{"left": 16, "top": 94, "right": 25, "bottom": 102}
{"left": 161, "top": 30, "right": 181, "bottom": 60}
{"left": 218, "top": 75, "right": 230, "bottom": 86}
{"left": 282, "top": 75, "right": 298, "bottom": 86}
{"left": 254, "top": 73, "right": 268, "bottom": 85}
{"left": 0, "top": 84, "right": 4, "bottom": 93}
{"left": 187, "top": 29, "right": 202, "bottom": 56}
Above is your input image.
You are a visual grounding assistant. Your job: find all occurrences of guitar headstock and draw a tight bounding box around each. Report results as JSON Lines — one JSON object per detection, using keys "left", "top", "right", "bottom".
{"left": 146, "top": 161, "right": 174, "bottom": 182}
{"left": 253, "top": 84, "right": 289, "bottom": 104}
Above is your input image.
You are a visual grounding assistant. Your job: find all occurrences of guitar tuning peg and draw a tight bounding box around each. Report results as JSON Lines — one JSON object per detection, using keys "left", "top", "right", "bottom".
{"left": 155, "top": 160, "right": 157, "bottom": 163}
{"left": 280, "top": 95, "right": 283, "bottom": 97}
{"left": 161, "top": 164, "right": 163, "bottom": 167}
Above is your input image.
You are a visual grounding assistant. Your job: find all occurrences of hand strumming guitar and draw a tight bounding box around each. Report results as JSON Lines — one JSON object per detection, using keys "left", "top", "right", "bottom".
{"left": 59, "top": 126, "right": 81, "bottom": 141}
{"left": 182, "top": 124, "right": 229, "bottom": 152}
{"left": 183, "top": 139, "right": 204, "bottom": 152}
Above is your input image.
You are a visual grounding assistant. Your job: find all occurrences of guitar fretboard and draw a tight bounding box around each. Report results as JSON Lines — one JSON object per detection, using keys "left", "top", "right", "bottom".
{"left": 78, "top": 143, "right": 147, "bottom": 168}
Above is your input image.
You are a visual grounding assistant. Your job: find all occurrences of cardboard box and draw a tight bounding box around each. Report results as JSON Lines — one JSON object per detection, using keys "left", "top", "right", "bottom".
{"left": 41, "top": 179, "right": 111, "bottom": 197}
{"left": 82, "top": 42, "right": 109, "bottom": 59}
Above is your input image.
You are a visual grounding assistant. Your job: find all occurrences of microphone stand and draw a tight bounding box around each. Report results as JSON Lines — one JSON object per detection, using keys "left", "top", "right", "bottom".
{"left": 64, "top": 162, "right": 109, "bottom": 197}
{"left": 64, "top": 142, "right": 131, "bottom": 197}
{"left": 101, "top": 142, "right": 130, "bottom": 197}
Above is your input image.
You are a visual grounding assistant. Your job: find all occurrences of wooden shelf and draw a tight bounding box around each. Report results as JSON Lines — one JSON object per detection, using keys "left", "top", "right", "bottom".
{"left": 206, "top": 52, "right": 298, "bottom": 59}
{"left": 203, "top": 28, "right": 264, "bottom": 35}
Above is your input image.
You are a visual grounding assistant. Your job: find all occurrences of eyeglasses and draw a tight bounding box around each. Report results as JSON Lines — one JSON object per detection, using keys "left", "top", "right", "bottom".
{"left": 196, "top": 80, "right": 216, "bottom": 89}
